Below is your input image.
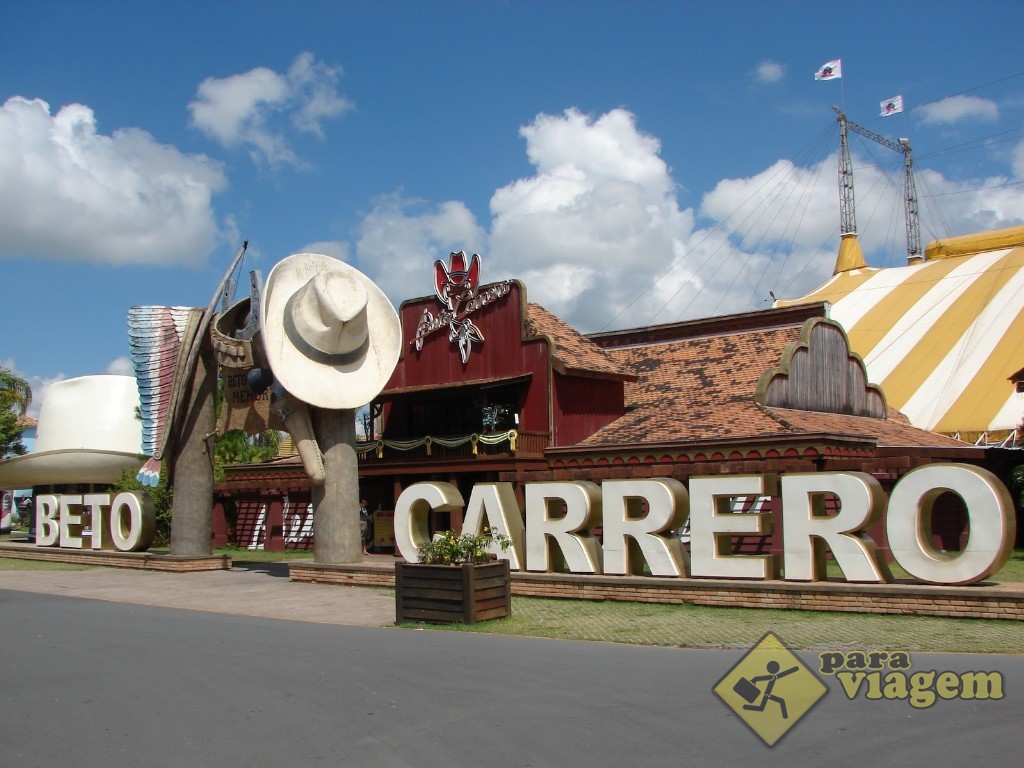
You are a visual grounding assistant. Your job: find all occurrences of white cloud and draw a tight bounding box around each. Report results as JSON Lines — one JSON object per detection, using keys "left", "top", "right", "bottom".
{"left": 700, "top": 157, "right": 838, "bottom": 250}
{"left": 486, "top": 108, "right": 701, "bottom": 329}
{"left": 918, "top": 95, "right": 998, "bottom": 125}
{"left": 105, "top": 357, "right": 134, "bottom": 376}
{"left": 297, "top": 240, "right": 350, "bottom": 261}
{"left": 354, "top": 193, "right": 486, "bottom": 304}
{"left": 353, "top": 108, "right": 818, "bottom": 329}
{"left": 755, "top": 61, "right": 785, "bottom": 83}
{"left": 189, "top": 52, "right": 352, "bottom": 167}
{"left": 915, "top": 167, "right": 1024, "bottom": 237}
{"left": 351, "top": 107, "right": 1024, "bottom": 334}
{"left": 0, "top": 96, "right": 226, "bottom": 266}
{"left": 1013, "top": 140, "right": 1024, "bottom": 180}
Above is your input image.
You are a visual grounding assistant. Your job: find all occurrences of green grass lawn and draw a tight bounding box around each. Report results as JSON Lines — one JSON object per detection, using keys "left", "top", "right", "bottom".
{"left": 823, "top": 548, "right": 1024, "bottom": 583}
{"left": 143, "top": 546, "right": 316, "bottom": 563}
{"left": 425, "top": 595, "right": 1024, "bottom": 653}
{"left": 0, "top": 557, "right": 89, "bottom": 571}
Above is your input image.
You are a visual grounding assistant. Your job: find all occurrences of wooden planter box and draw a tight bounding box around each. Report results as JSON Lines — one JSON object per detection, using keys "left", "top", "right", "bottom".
{"left": 395, "top": 560, "right": 512, "bottom": 625}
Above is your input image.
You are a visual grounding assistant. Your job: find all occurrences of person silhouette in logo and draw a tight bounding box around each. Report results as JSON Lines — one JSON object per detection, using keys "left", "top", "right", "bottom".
{"left": 742, "top": 661, "right": 798, "bottom": 719}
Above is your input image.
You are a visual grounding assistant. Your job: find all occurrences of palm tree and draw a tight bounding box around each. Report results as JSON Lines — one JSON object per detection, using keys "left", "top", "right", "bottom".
{"left": 0, "top": 367, "right": 32, "bottom": 416}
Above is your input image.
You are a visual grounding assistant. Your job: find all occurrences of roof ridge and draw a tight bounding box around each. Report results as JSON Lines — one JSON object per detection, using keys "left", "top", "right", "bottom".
{"left": 527, "top": 303, "right": 632, "bottom": 378}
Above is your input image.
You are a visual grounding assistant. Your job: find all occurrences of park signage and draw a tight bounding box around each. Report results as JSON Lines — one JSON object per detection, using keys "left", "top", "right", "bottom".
{"left": 393, "top": 464, "right": 1016, "bottom": 586}
{"left": 34, "top": 492, "right": 155, "bottom": 552}
{"left": 411, "top": 251, "right": 512, "bottom": 363}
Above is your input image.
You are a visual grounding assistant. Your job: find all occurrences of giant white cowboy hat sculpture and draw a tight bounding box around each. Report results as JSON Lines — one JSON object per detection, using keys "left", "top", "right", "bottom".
{"left": 247, "top": 252, "right": 402, "bottom": 564}
{"left": 0, "top": 375, "right": 142, "bottom": 489}
{"left": 256, "top": 253, "right": 401, "bottom": 486}
{"left": 261, "top": 252, "right": 401, "bottom": 410}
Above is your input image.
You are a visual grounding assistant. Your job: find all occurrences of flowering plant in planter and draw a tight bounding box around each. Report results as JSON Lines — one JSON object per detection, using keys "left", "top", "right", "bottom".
{"left": 416, "top": 528, "right": 512, "bottom": 565}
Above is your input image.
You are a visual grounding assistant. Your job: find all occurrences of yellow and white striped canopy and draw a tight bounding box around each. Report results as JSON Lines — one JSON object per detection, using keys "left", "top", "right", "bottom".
{"left": 778, "top": 226, "right": 1024, "bottom": 438}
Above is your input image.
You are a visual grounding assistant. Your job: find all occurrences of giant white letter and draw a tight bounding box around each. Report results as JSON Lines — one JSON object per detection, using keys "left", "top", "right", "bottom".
{"left": 689, "top": 475, "right": 778, "bottom": 579}
{"left": 108, "top": 492, "right": 155, "bottom": 552}
{"left": 781, "top": 472, "right": 890, "bottom": 582}
{"left": 82, "top": 493, "right": 109, "bottom": 550}
{"left": 886, "top": 464, "right": 1015, "bottom": 585}
{"left": 601, "top": 479, "right": 689, "bottom": 576}
{"left": 394, "top": 482, "right": 464, "bottom": 562}
{"left": 461, "top": 483, "right": 526, "bottom": 570}
{"left": 59, "top": 495, "right": 84, "bottom": 549}
{"left": 35, "top": 495, "right": 59, "bottom": 546}
{"left": 525, "top": 482, "right": 602, "bottom": 573}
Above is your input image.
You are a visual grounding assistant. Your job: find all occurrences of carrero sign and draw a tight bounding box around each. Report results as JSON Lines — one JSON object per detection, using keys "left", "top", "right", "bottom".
{"left": 393, "top": 464, "right": 1016, "bottom": 586}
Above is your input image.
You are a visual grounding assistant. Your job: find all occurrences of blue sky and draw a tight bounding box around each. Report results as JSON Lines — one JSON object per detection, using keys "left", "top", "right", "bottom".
{"left": 3, "top": 0, "right": 1024, "bottom": 415}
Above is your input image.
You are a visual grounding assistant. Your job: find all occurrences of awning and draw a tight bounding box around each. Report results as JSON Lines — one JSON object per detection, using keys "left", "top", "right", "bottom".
{"left": 377, "top": 374, "right": 532, "bottom": 400}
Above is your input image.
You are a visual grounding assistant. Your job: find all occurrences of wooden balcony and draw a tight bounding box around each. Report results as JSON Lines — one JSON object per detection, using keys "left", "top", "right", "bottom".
{"left": 357, "top": 430, "right": 549, "bottom": 463}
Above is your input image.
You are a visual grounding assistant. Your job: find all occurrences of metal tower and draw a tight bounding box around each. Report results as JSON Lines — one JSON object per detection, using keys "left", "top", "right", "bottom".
{"left": 833, "top": 106, "right": 921, "bottom": 262}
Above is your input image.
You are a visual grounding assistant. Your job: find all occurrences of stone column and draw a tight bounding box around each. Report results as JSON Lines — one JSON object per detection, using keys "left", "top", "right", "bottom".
{"left": 169, "top": 343, "right": 216, "bottom": 556}
{"left": 311, "top": 407, "right": 361, "bottom": 564}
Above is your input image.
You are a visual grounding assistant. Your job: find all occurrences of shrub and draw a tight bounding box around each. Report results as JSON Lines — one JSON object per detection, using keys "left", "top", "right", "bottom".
{"left": 417, "top": 528, "right": 511, "bottom": 565}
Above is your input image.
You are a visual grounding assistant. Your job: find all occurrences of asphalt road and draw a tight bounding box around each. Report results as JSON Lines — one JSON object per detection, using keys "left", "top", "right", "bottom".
{"left": 1, "top": 587, "right": 1021, "bottom": 768}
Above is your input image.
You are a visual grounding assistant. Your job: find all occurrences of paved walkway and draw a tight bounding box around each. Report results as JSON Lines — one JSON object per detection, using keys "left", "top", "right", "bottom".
{"left": 0, "top": 562, "right": 397, "bottom": 627}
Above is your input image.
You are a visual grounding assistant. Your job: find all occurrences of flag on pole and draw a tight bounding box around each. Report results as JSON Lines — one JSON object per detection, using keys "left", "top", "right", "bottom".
{"left": 814, "top": 59, "right": 842, "bottom": 80}
{"left": 880, "top": 95, "right": 904, "bottom": 117}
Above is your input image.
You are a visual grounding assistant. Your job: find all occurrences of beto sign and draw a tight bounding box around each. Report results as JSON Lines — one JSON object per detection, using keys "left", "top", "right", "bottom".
{"left": 35, "top": 492, "right": 156, "bottom": 552}
{"left": 393, "top": 464, "right": 1016, "bottom": 586}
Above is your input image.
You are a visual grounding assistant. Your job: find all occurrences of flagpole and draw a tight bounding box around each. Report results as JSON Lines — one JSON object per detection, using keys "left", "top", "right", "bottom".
{"left": 840, "top": 56, "right": 846, "bottom": 110}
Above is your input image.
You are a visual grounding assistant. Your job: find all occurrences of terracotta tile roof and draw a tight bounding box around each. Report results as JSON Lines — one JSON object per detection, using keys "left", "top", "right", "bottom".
{"left": 527, "top": 304, "right": 632, "bottom": 379}
{"left": 579, "top": 326, "right": 801, "bottom": 444}
{"left": 577, "top": 323, "right": 965, "bottom": 449}
{"left": 764, "top": 408, "right": 967, "bottom": 447}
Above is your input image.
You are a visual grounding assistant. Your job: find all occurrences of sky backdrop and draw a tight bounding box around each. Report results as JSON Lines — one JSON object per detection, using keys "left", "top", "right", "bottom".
{"left": 4, "top": 0, "right": 1024, "bottom": 415}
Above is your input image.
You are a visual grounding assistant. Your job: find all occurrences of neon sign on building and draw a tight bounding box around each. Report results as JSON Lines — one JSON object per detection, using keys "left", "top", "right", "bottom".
{"left": 412, "top": 251, "right": 512, "bottom": 363}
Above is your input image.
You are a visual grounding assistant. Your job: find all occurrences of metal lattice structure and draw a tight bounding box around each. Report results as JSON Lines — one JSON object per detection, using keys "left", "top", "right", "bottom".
{"left": 833, "top": 106, "right": 921, "bottom": 262}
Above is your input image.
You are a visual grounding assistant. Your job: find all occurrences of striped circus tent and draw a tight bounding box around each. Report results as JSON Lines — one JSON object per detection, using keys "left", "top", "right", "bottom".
{"left": 777, "top": 225, "right": 1024, "bottom": 441}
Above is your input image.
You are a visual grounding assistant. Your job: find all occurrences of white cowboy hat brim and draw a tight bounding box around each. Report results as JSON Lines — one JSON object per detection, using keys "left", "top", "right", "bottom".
{"left": 261, "top": 253, "right": 401, "bottom": 409}
{"left": 0, "top": 449, "right": 143, "bottom": 488}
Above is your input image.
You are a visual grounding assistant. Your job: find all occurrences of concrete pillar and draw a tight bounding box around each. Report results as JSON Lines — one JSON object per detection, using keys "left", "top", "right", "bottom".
{"left": 311, "top": 407, "right": 361, "bottom": 564}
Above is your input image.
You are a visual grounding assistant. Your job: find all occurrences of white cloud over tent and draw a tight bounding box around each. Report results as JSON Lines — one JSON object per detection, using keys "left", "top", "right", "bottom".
{"left": 355, "top": 106, "right": 1024, "bottom": 334}
{"left": 5, "top": 86, "right": 1024, "bottom": 339}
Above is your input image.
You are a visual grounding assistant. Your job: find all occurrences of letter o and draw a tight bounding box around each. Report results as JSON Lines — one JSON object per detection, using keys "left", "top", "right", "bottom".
{"left": 886, "top": 464, "right": 1015, "bottom": 585}
{"left": 109, "top": 492, "right": 156, "bottom": 552}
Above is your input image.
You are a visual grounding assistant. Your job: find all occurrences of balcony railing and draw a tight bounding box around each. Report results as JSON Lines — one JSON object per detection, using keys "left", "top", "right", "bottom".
{"left": 356, "top": 430, "right": 549, "bottom": 462}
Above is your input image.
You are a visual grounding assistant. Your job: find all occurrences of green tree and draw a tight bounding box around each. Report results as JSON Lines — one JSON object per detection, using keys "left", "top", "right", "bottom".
{"left": 212, "top": 376, "right": 281, "bottom": 478}
{"left": 0, "top": 367, "right": 32, "bottom": 416}
{"left": 214, "top": 429, "right": 281, "bottom": 479}
{"left": 0, "top": 367, "right": 31, "bottom": 459}
{"left": 0, "top": 407, "right": 27, "bottom": 460}
{"left": 109, "top": 466, "right": 174, "bottom": 547}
